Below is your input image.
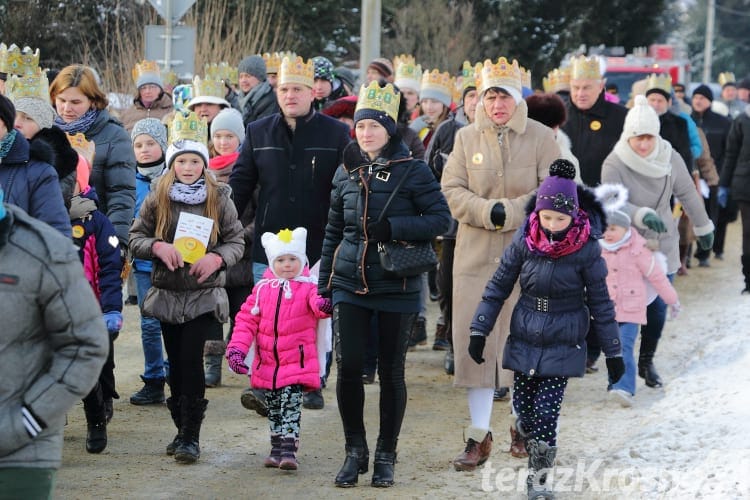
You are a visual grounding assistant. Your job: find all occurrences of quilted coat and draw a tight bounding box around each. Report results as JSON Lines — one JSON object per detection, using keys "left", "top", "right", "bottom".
{"left": 228, "top": 267, "right": 328, "bottom": 391}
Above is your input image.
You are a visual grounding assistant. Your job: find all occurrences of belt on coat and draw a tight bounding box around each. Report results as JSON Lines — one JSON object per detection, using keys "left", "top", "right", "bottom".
{"left": 518, "top": 294, "right": 585, "bottom": 313}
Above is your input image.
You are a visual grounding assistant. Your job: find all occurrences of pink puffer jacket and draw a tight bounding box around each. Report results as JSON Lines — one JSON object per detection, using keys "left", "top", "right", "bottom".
{"left": 600, "top": 230, "right": 678, "bottom": 325}
{"left": 228, "top": 267, "right": 328, "bottom": 391}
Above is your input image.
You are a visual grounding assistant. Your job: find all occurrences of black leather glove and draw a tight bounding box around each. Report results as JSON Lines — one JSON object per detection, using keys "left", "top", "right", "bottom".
{"left": 490, "top": 203, "right": 506, "bottom": 227}
{"left": 368, "top": 219, "right": 391, "bottom": 242}
{"left": 468, "top": 332, "right": 486, "bottom": 364}
{"left": 606, "top": 356, "right": 625, "bottom": 384}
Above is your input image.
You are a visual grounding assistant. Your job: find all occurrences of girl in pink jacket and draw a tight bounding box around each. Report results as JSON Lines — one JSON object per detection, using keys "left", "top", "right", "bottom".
{"left": 599, "top": 209, "right": 679, "bottom": 406}
{"left": 226, "top": 227, "right": 331, "bottom": 471}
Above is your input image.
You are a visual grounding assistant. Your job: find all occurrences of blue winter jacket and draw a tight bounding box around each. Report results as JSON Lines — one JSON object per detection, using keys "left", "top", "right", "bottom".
{"left": 0, "top": 132, "right": 71, "bottom": 236}
{"left": 471, "top": 188, "right": 621, "bottom": 378}
{"left": 318, "top": 138, "right": 451, "bottom": 297}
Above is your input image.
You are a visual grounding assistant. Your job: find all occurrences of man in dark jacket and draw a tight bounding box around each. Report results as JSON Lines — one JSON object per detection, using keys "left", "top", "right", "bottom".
{"left": 230, "top": 56, "right": 351, "bottom": 411}
{"left": 691, "top": 84, "right": 733, "bottom": 263}
{"left": 645, "top": 79, "right": 694, "bottom": 175}
{"left": 562, "top": 55, "right": 627, "bottom": 187}
{"left": 236, "top": 55, "right": 279, "bottom": 126}
{"left": 0, "top": 200, "right": 108, "bottom": 498}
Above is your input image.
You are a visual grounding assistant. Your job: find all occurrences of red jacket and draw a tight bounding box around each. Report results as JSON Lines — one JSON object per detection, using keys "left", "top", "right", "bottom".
{"left": 600, "top": 230, "right": 678, "bottom": 324}
{"left": 228, "top": 267, "right": 328, "bottom": 391}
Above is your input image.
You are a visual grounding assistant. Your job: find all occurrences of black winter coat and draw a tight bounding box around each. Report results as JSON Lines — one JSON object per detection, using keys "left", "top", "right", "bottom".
{"left": 659, "top": 112, "right": 693, "bottom": 174}
{"left": 470, "top": 188, "right": 620, "bottom": 378}
{"left": 229, "top": 108, "right": 351, "bottom": 265}
{"left": 562, "top": 91, "right": 627, "bottom": 186}
{"left": 692, "top": 109, "right": 732, "bottom": 173}
{"left": 720, "top": 108, "right": 750, "bottom": 202}
{"left": 318, "top": 138, "right": 451, "bottom": 297}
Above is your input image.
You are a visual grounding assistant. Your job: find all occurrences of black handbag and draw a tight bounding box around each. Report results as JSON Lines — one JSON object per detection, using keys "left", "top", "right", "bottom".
{"left": 373, "top": 167, "right": 437, "bottom": 278}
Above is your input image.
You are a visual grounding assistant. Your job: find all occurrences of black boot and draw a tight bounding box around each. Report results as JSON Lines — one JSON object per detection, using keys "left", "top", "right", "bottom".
{"left": 174, "top": 396, "right": 207, "bottom": 464}
{"left": 371, "top": 441, "right": 397, "bottom": 488}
{"left": 526, "top": 439, "right": 557, "bottom": 499}
{"left": 334, "top": 439, "right": 369, "bottom": 487}
{"left": 130, "top": 376, "right": 166, "bottom": 405}
{"left": 165, "top": 396, "right": 182, "bottom": 456}
{"left": 83, "top": 384, "right": 107, "bottom": 454}
{"left": 741, "top": 255, "right": 750, "bottom": 294}
{"left": 278, "top": 436, "right": 299, "bottom": 470}
{"left": 638, "top": 337, "right": 663, "bottom": 388}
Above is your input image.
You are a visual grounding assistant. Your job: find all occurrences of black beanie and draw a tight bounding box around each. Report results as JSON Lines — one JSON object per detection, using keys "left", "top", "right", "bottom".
{"left": 693, "top": 84, "right": 714, "bottom": 102}
{"left": 0, "top": 93, "right": 16, "bottom": 132}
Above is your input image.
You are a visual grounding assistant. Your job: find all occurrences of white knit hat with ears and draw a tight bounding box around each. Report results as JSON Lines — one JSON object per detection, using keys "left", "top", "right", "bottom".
{"left": 166, "top": 139, "right": 210, "bottom": 169}
{"left": 261, "top": 227, "right": 308, "bottom": 277}
{"left": 622, "top": 94, "right": 660, "bottom": 138}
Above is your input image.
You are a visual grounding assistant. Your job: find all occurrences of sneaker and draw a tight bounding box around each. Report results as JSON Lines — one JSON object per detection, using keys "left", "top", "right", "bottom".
{"left": 302, "top": 389, "right": 324, "bottom": 410}
{"left": 608, "top": 389, "right": 633, "bottom": 407}
{"left": 698, "top": 258, "right": 710, "bottom": 267}
{"left": 493, "top": 387, "right": 509, "bottom": 401}
{"left": 124, "top": 295, "right": 138, "bottom": 306}
{"left": 240, "top": 387, "right": 268, "bottom": 417}
{"left": 585, "top": 358, "right": 599, "bottom": 374}
{"left": 432, "top": 339, "right": 450, "bottom": 351}
{"left": 362, "top": 372, "right": 376, "bottom": 385}
{"left": 714, "top": 252, "right": 724, "bottom": 260}
{"left": 129, "top": 376, "right": 166, "bottom": 405}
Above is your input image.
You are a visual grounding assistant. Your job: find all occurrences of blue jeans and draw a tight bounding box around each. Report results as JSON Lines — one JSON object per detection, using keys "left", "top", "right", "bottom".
{"left": 610, "top": 322, "right": 638, "bottom": 395}
{"left": 134, "top": 271, "right": 167, "bottom": 380}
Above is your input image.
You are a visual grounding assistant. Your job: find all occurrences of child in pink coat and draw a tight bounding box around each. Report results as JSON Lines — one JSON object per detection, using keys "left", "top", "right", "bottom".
{"left": 599, "top": 209, "right": 679, "bottom": 406}
{"left": 226, "top": 227, "right": 331, "bottom": 470}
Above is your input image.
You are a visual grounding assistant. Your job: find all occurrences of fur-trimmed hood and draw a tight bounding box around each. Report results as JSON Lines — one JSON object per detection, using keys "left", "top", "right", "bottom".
{"left": 524, "top": 183, "right": 607, "bottom": 238}
{"left": 31, "top": 126, "right": 79, "bottom": 181}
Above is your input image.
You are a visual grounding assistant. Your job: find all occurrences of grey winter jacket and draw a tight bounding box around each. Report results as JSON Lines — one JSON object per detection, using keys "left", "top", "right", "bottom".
{"left": 85, "top": 109, "right": 137, "bottom": 245}
{"left": 0, "top": 205, "right": 108, "bottom": 469}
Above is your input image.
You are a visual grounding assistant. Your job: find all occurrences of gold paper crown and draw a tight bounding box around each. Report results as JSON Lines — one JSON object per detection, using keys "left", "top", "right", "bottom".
{"left": 393, "top": 54, "right": 422, "bottom": 90}
{"left": 170, "top": 111, "right": 209, "bottom": 146}
{"left": 542, "top": 67, "right": 571, "bottom": 93}
{"left": 355, "top": 81, "right": 400, "bottom": 123}
{"left": 162, "top": 70, "right": 178, "bottom": 88}
{"left": 6, "top": 67, "right": 49, "bottom": 102}
{"left": 279, "top": 56, "right": 314, "bottom": 87}
{"left": 132, "top": 60, "right": 161, "bottom": 85}
{"left": 520, "top": 66, "right": 532, "bottom": 89}
{"left": 0, "top": 43, "right": 40, "bottom": 76}
{"left": 569, "top": 55, "right": 602, "bottom": 80}
{"left": 205, "top": 62, "right": 238, "bottom": 84}
{"left": 67, "top": 132, "right": 96, "bottom": 166}
{"left": 263, "top": 51, "right": 296, "bottom": 74}
{"left": 645, "top": 73, "right": 672, "bottom": 96}
{"left": 477, "top": 57, "right": 522, "bottom": 94}
{"left": 192, "top": 75, "right": 226, "bottom": 99}
{"left": 718, "top": 71, "right": 736, "bottom": 87}
{"left": 420, "top": 69, "right": 455, "bottom": 99}
{"left": 460, "top": 61, "right": 478, "bottom": 93}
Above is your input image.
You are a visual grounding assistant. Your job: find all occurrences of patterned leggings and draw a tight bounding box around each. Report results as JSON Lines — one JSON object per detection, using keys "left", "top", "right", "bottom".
{"left": 266, "top": 384, "right": 303, "bottom": 438}
{"left": 513, "top": 372, "right": 568, "bottom": 446}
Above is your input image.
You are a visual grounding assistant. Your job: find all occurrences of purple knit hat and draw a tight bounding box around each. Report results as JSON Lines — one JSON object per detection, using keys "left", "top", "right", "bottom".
{"left": 535, "top": 159, "right": 579, "bottom": 215}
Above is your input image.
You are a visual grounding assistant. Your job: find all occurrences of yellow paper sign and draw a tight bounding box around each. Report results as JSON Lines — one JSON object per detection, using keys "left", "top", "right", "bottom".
{"left": 173, "top": 212, "right": 213, "bottom": 264}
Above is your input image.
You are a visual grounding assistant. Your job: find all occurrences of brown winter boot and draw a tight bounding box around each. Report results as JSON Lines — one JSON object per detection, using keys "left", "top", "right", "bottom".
{"left": 510, "top": 418, "right": 529, "bottom": 458}
{"left": 453, "top": 426, "right": 492, "bottom": 471}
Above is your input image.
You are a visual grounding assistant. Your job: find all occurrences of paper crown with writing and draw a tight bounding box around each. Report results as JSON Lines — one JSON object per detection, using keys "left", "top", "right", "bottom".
{"left": 569, "top": 55, "right": 602, "bottom": 80}
{"left": 355, "top": 80, "right": 400, "bottom": 122}
{"left": 718, "top": 71, "right": 736, "bottom": 87}
{"left": 543, "top": 67, "right": 571, "bottom": 93}
{"left": 477, "top": 57, "right": 522, "bottom": 94}
{"left": 6, "top": 67, "right": 49, "bottom": 102}
{"left": 170, "top": 111, "right": 209, "bottom": 146}
{"left": 459, "top": 61, "right": 478, "bottom": 93}
{"left": 0, "top": 43, "right": 40, "bottom": 76}
{"left": 278, "top": 56, "right": 314, "bottom": 87}
{"left": 393, "top": 54, "right": 422, "bottom": 92}
{"left": 263, "top": 51, "right": 296, "bottom": 74}
{"left": 205, "top": 62, "right": 238, "bottom": 84}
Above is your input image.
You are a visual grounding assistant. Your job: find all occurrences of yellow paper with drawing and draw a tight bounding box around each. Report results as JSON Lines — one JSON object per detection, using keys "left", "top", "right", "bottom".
{"left": 173, "top": 212, "right": 214, "bottom": 264}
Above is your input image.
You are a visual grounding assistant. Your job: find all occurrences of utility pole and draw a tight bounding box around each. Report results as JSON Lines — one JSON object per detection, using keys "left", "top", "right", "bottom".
{"left": 359, "top": 0, "right": 381, "bottom": 81}
{"left": 703, "top": 0, "right": 715, "bottom": 82}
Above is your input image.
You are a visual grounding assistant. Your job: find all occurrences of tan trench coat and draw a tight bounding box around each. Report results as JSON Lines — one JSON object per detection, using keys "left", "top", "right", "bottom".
{"left": 441, "top": 99, "right": 561, "bottom": 388}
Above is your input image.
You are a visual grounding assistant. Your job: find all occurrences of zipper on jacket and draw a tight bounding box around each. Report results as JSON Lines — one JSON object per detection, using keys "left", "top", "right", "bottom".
{"left": 298, "top": 345, "right": 305, "bottom": 368}
{"left": 357, "top": 168, "right": 371, "bottom": 294}
{"left": 272, "top": 287, "right": 283, "bottom": 390}
{"left": 261, "top": 202, "right": 270, "bottom": 227}
{"left": 311, "top": 156, "right": 316, "bottom": 182}
{"left": 327, "top": 244, "right": 342, "bottom": 290}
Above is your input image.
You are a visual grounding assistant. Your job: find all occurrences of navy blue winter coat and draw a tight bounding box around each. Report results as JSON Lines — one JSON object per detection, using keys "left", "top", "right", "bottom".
{"left": 318, "top": 138, "right": 451, "bottom": 297}
{"left": 0, "top": 132, "right": 71, "bottom": 236}
{"left": 229, "top": 107, "right": 351, "bottom": 266}
{"left": 470, "top": 188, "right": 620, "bottom": 378}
